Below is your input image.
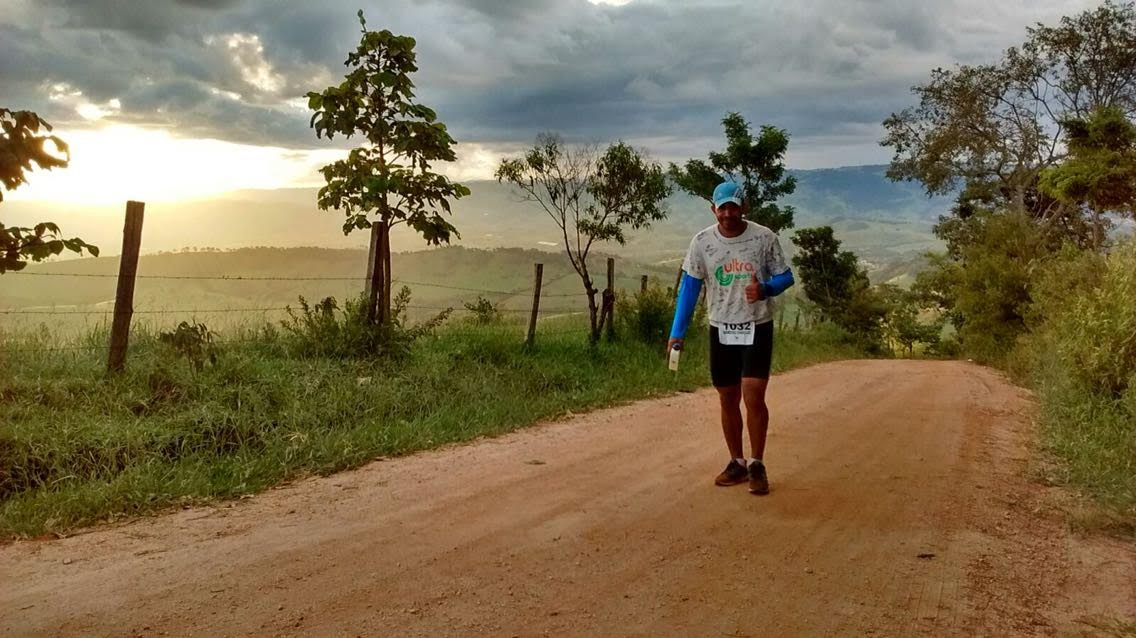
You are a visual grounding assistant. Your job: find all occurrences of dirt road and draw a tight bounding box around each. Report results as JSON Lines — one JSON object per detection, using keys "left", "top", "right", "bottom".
{"left": 2, "top": 360, "right": 1134, "bottom": 636}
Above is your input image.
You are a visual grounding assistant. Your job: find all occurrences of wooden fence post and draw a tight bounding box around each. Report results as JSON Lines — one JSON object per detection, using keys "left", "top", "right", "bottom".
{"left": 525, "top": 263, "right": 543, "bottom": 346}
{"left": 107, "top": 201, "right": 145, "bottom": 374}
{"left": 640, "top": 274, "right": 648, "bottom": 294}
{"left": 604, "top": 257, "right": 615, "bottom": 340}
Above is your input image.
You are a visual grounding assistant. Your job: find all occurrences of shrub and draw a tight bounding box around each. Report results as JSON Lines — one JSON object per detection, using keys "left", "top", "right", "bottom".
{"left": 158, "top": 321, "right": 217, "bottom": 373}
{"left": 616, "top": 284, "right": 674, "bottom": 345}
{"left": 462, "top": 296, "right": 501, "bottom": 324}
{"left": 280, "top": 288, "right": 451, "bottom": 359}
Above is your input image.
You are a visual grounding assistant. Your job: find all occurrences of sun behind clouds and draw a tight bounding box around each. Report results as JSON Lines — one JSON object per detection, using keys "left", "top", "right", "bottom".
{"left": 5, "top": 124, "right": 341, "bottom": 205}
{"left": 7, "top": 124, "right": 504, "bottom": 206}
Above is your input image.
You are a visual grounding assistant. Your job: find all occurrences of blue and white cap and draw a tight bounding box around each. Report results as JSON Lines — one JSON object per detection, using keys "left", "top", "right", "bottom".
{"left": 712, "top": 180, "right": 743, "bottom": 208}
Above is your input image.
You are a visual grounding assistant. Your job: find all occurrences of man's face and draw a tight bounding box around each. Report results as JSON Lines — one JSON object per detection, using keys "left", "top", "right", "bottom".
{"left": 712, "top": 201, "right": 745, "bottom": 233}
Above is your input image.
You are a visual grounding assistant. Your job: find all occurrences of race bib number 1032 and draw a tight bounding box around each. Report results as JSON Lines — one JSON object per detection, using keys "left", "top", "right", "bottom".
{"left": 718, "top": 322, "right": 755, "bottom": 346}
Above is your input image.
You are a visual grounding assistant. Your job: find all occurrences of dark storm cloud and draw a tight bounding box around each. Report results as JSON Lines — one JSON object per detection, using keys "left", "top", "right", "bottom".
{"left": 0, "top": 0, "right": 1098, "bottom": 164}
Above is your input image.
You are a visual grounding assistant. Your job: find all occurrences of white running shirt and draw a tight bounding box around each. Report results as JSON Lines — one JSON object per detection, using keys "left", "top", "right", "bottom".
{"left": 681, "top": 221, "right": 789, "bottom": 327}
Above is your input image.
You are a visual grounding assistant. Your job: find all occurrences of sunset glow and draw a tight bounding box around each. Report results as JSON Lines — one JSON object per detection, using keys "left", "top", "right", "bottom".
{"left": 9, "top": 125, "right": 507, "bottom": 205}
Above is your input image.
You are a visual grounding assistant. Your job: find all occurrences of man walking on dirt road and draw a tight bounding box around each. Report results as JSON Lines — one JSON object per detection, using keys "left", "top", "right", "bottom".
{"left": 667, "top": 180, "right": 795, "bottom": 495}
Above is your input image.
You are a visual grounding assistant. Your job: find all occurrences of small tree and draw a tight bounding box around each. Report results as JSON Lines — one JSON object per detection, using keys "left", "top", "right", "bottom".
{"left": 307, "top": 11, "right": 470, "bottom": 325}
{"left": 669, "top": 112, "right": 797, "bottom": 233}
{"left": 0, "top": 108, "right": 98, "bottom": 273}
{"left": 497, "top": 134, "right": 671, "bottom": 343}
{"left": 790, "top": 226, "right": 862, "bottom": 321}
{"left": 791, "top": 226, "right": 887, "bottom": 349}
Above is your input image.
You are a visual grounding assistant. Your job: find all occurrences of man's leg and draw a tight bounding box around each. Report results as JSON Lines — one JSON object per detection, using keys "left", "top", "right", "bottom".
{"left": 741, "top": 322, "right": 774, "bottom": 495}
{"left": 710, "top": 326, "right": 748, "bottom": 486}
{"left": 741, "top": 377, "right": 770, "bottom": 460}
{"left": 716, "top": 384, "right": 744, "bottom": 460}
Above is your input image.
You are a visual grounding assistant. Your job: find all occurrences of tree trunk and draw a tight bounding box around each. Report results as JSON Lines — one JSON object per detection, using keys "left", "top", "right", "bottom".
{"left": 369, "top": 221, "right": 392, "bottom": 326}
{"left": 381, "top": 220, "right": 392, "bottom": 326}
{"left": 598, "top": 290, "right": 614, "bottom": 341}
{"left": 580, "top": 266, "right": 601, "bottom": 344}
{"left": 1012, "top": 187, "right": 1027, "bottom": 216}
{"left": 587, "top": 290, "right": 601, "bottom": 344}
{"left": 367, "top": 223, "right": 385, "bottom": 325}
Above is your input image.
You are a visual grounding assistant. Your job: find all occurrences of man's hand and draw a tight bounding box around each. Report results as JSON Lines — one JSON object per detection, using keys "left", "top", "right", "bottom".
{"left": 745, "top": 273, "right": 764, "bottom": 303}
{"left": 666, "top": 337, "right": 684, "bottom": 354}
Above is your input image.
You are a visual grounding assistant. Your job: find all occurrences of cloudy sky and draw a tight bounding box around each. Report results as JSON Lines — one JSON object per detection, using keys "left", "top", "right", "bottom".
{"left": 1, "top": 0, "right": 1096, "bottom": 203}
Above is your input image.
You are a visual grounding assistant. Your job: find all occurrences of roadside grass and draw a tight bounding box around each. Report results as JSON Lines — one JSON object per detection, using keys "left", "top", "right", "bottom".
{"left": 0, "top": 317, "right": 862, "bottom": 538}
{"left": 1012, "top": 242, "right": 1136, "bottom": 536}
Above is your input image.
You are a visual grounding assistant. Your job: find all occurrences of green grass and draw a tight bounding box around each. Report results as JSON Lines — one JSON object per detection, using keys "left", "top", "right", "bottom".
{"left": 1037, "top": 387, "right": 1136, "bottom": 532}
{"left": 0, "top": 317, "right": 862, "bottom": 539}
{"left": 1010, "top": 243, "right": 1136, "bottom": 534}
{"left": 1027, "top": 358, "right": 1136, "bottom": 535}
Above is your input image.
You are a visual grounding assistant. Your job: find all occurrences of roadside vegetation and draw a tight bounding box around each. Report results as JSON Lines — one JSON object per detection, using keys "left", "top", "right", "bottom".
{"left": 880, "top": 2, "right": 1136, "bottom": 531}
{"left": 0, "top": 291, "right": 864, "bottom": 538}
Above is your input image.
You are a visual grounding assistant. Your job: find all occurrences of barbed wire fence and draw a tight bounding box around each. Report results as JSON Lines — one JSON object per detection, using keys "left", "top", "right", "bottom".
{"left": 1, "top": 202, "right": 675, "bottom": 368}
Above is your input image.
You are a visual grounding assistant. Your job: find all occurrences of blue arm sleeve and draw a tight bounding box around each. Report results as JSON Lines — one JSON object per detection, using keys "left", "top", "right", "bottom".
{"left": 669, "top": 273, "right": 702, "bottom": 339}
{"left": 761, "top": 268, "right": 795, "bottom": 298}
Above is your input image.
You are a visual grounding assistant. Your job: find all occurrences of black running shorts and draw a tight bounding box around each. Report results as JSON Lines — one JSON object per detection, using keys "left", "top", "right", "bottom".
{"left": 709, "top": 321, "right": 774, "bottom": 387}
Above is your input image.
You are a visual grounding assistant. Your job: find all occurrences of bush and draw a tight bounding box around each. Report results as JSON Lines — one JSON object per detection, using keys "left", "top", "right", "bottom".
{"left": 616, "top": 284, "right": 674, "bottom": 345}
{"left": 1026, "top": 243, "right": 1133, "bottom": 397}
{"left": 280, "top": 288, "right": 451, "bottom": 359}
{"left": 158, "top": 321, "right": 217, "bottom": 373}
{"left": 615, "top": 283, "right": 708, "bottom": 346}
{"left": 462, "top": 296, "right": 501, "bottom": 324}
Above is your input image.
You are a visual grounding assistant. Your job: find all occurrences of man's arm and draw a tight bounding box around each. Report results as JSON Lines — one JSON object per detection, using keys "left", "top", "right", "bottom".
{"left": 760, "top": 268, "right": 795, "bottom": 298}
{"left": 668, "top": 272, "right": 703, "bottom": 346}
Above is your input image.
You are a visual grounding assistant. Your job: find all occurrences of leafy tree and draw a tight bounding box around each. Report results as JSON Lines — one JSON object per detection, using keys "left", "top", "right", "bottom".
{"left": 879, "top": 285, "right": 944, "bottom": 357}
{"left": 791, "top": 226, "right": 887, "bottom": 349}
{"left": 669, "top": 112, "right": 796, "bottom": 233}
{"left": 307, "top": 11, "right": 470, "bottom": 325}
{"left": 497, "top": 134, "right": 671, "bottom": 343}
{"left": 1040, "top": 106, "right": 1136, "bottom": 249}
{"left": 911, "top": 252, "right": 965, "bottom": 330}
{"left": 943, "top": 211, "right": 1056, "bottom": 361}
{"left": 882, "top": 1, "right": 1136, "bottom": 247}
{"left": 0, "top": 108, "right": 98, "bottom": 273}
{"left": 790, "top": 226, "right": 861, "bottom": 321}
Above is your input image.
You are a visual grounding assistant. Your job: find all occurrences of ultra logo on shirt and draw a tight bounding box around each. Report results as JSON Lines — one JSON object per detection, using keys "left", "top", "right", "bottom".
{"left": 713, "top": 258, "right": 755, "bottom": 286}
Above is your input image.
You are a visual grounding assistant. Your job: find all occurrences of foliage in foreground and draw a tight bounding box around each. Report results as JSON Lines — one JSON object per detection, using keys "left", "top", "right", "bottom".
{"left": 1012, "top": 243, "right": 1136, "bottom": 527}
{"left": 1, "top": 108, "right": 99, "bottom": 273}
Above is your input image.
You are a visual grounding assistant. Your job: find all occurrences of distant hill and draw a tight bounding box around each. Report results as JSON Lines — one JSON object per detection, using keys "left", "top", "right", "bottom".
{"left": 2, "top": 164, "right": 950, "bottom": 287}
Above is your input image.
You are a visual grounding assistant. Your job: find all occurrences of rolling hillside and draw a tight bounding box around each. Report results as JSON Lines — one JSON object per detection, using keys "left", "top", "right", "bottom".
{"left": 3, "top": 165, "right": 949, "bottom": 273}
{"left": 1, "top": 165, "right": 950, "bottom": 333}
